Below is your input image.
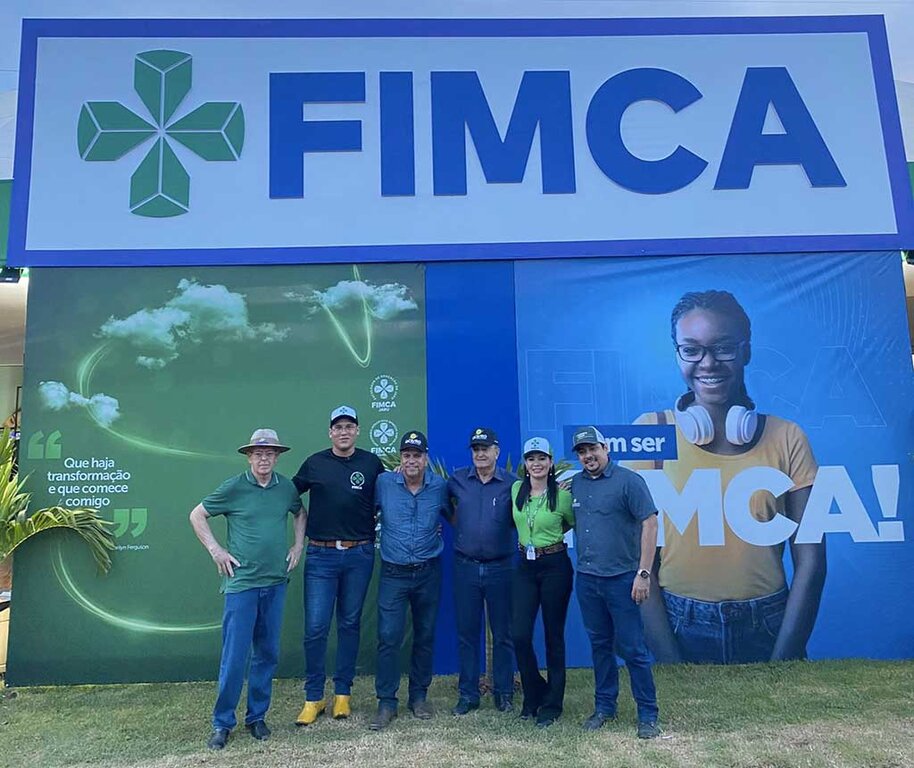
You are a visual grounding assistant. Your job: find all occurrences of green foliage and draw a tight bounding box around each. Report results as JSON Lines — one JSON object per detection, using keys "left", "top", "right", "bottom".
{"left": 0, "top": 428, "right": 115, "bottom": 572}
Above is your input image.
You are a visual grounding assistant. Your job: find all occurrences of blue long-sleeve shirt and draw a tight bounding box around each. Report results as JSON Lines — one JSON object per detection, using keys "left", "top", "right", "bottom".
{"left": 375, "top": 468, "right": 450, "bottom": 565}
{"left": 447, "top": 466, "right": 516, "bottom": 561}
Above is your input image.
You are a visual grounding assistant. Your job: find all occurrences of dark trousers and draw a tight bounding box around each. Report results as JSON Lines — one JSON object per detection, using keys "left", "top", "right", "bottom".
{"left": 511, "top": 549, "right": 573, "bottom": 719}
{"left": 303, "top": 543, "right": 375, "bottom": 699}
{"left": 212, "top": 583, "right": 287, "bottom": 730}
{"left": 576, "top": 571, "right": 659, "bottom": 722}
{"left": 375, "top": 558, "right": 442, "bottom": 709}
{"left": 453, "top": 553, "right": 514, "bottom": 702}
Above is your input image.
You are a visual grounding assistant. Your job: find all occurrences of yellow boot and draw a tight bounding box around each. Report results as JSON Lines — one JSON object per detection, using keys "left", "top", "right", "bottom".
{"left": 295, "top": 699, "right": 325, "bottom": 726}
{"left": 332, "top": 694, "right": 351, "bottom": 719}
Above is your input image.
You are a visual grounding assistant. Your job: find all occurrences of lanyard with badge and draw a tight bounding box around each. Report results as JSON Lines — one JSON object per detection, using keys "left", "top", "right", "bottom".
{"left": 525, "top": 492, "right": 546, "bottom": 560}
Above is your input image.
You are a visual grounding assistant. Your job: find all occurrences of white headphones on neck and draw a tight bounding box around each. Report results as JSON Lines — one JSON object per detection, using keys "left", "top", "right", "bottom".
{"left": 673, "top": 393, "right": 758, "bottom": 446}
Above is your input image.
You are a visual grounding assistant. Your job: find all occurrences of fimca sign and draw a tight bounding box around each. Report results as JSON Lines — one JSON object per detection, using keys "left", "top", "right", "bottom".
{"left": 10, "top": 17, "right": 913, "bottom": 265}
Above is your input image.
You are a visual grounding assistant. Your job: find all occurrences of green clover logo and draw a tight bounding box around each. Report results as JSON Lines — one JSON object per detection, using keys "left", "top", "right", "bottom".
{"left": 77, "top": 50, "right": 244, "bottom": 218}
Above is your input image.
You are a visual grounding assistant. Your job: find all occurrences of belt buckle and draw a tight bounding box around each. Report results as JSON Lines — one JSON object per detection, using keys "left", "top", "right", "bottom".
{"left": 335, "top": 540, "right": 345, "bottom": 550}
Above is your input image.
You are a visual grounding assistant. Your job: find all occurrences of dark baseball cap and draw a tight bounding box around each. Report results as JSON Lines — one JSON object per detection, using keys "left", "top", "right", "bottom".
{"left": 572, "top": 426, "right": 606, "bottom": 449}
{"left": 469, "top": 427, "right": 498, "bottom": 447}
{"left": 400, "top": 430, "right": 429, "bottom": 453}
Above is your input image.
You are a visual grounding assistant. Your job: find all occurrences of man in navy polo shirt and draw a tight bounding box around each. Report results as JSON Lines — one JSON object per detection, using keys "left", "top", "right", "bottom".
{"left": 446, "top": 427, "right": 516, "bottom": 715}
{"left": 190, "top": 428, "right": 304, "bottom": 751}
{"left": 571, "top": 426, "right": 661, "bottom": 739}
{"left": 369, "top": 430, "right": 450, "bottom": 731}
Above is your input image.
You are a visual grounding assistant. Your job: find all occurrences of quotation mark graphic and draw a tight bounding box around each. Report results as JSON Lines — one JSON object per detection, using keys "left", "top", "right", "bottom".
{"left": 27, "top": 430, "right": 62, "bottom": 460}
{"left": 112, "top": 508, "right": 147, "bottom": 538}
{"left": 77, "top": 50, "right": 245, "bottom": 217}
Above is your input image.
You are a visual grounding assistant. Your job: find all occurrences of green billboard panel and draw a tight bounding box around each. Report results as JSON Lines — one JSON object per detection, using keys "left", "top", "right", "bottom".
{"left": 8, "top": 263, "right": 426, "bottom": 684}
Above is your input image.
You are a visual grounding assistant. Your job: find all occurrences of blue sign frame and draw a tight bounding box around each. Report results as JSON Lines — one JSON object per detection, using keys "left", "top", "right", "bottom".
{"left": 10, "top": 15, "right": 914, "bottom": 266}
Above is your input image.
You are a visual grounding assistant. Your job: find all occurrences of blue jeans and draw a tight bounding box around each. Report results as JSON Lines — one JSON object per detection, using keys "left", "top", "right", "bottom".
{"left": 303, "top": 542, "right": 375, "bottom": 700}
{"left": 375, "top": 558, "right": 442, "bottom": 709}
{"left": 576, "top": 571, "right": 658, "bottom": 722}
{"left": 453, "top": 553, "right": 515, "bottom": 702}
{"left": 663, "top": 588, "right": 788, "bottom": 664}
{"left": 212, "top": 582, "right": 287, "bottom": 730}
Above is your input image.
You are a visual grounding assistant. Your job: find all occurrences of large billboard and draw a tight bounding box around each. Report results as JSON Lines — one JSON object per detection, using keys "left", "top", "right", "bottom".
{"left": 8, "top": 263, "right": 426, "bottom": 684}
{"left": 8, "top": 16, "right": 914, "bottom": 266}
{"left": 515, "top": 250, "right": 914, "bottom": 663}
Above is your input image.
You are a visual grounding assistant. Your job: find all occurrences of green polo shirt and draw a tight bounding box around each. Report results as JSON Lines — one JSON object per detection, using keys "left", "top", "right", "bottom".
{"left": 202, "top": 470, "right": 303, "bottom": 594}
{"left": 511, "top": 481, "right": 575, "bottom": 548}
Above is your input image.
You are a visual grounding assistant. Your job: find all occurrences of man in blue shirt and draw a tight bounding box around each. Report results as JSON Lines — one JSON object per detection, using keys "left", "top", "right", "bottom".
{"left": 446, "top": 427, "right": 516, "bottom": 715}
{"left": 370, "top": 430, "right": 450, "bottom": 731}
{"left": 571, "top": 426, "right": 661, "bottom": 740}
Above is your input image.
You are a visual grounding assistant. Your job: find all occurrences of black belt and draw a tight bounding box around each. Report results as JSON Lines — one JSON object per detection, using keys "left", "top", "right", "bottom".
{"left": 383, "top": 558, "right": 438, "bottom": 571}
{"left": 456, "top": 552, "right": 512, "bottom": 564}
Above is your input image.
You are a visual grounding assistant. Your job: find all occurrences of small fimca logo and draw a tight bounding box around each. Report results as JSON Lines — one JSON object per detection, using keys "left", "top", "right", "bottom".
{"left": 77, "top": 50, "right": 245, "bottom": 217}
{"left": 370, "top": 420, "right": 399, "bottom": 455}
{"left": 350, "top": 471, "right": 365, "bottom": 490}
{"left": 370, "top": 374, "right": 399, "bottom": 413}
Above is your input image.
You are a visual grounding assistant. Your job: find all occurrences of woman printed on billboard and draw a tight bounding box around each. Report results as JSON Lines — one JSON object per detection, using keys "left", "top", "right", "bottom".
{"left": 630, "top": 290, "right": 827, "bottom": 664}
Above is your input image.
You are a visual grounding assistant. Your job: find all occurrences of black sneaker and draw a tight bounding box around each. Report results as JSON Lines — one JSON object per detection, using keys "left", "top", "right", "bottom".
{"left": 494, "top": 694, "right": 514, "bottom": 713}
{"left": 451, "top": 698, "right": 480, "bottom": 716}
{"left": 582, "top": 711, "right": 615, "bottom": 731}
{"left": 368, "top": 706, "right": 398, "bottom": 731}
{"left": 637, "top": 720, "right": 660, "bottom": 739}
{"left": 246, "top": 720, "right": 270, "bottom": 740}
{"left": 409, "top": 699, "right": 435, "bottom": 720}
{"left": 207, "top": 728, "right": 230, "bottom": 750}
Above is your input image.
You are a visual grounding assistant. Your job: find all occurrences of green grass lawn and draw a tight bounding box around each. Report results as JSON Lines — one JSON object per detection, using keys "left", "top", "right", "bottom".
{"left": 1, "top": 661, "right": 913, "bottom": 768}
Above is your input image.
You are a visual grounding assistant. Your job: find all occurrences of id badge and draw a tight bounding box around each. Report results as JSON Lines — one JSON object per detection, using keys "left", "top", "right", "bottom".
{"left": 525, "top": 545, "right": 536, "bottom": 561}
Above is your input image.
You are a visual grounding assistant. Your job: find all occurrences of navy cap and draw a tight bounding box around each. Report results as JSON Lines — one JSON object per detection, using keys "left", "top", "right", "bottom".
{"left": 400, "top": 430, "right": 429, "bottom": 453}
{"left": 469, "top": 427, "right": 498, "bottom": 447}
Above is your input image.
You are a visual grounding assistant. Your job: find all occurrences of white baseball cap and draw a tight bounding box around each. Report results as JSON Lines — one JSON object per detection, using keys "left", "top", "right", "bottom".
{"left": 523, "top": 437, "right": 552, "bottom": 457}
{"left": 330, "top": 405, "right": 358, "bottom": 425}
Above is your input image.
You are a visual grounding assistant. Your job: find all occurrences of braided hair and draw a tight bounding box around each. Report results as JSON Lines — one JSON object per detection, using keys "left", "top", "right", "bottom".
{"left": 671, "top": 290, "right": 754, "bottom": 408}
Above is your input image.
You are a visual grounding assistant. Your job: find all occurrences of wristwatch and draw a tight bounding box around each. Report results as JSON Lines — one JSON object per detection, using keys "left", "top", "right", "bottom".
{"left": 637, "top": 568, "right": 650, "bottom": 579}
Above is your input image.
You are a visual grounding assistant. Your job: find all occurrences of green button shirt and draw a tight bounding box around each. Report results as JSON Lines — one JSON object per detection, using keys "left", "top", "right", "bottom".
{"left": 511, "top": 481, "right": 575, "bottom": 548}
{"left": 203, "top": 470, "right": 303, "bottom": 593}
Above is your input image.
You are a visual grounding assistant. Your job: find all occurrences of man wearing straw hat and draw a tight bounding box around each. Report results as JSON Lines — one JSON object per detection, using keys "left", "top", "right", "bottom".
{"left": 190, "top": 428, "right": 305, "bottom": 751}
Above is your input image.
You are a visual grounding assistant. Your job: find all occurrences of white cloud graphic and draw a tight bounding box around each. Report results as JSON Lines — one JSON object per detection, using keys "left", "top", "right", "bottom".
{"left": 99, "top": 279, "right": 289, "bottom": 368}
{"left": 288, "top": 280, "right": 418, "bottom": 320}
{"left": 38, "top": 381, "right": 121, "bottom": 427}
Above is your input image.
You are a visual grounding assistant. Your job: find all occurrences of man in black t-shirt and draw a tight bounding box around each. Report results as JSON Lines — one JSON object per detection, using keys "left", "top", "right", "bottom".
{"left": 292, "top": 405, "right": 385, "bottom": 726}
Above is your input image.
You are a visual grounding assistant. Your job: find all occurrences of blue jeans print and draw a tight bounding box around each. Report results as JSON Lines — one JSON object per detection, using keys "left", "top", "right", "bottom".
{"left": 576, "top": 571, "right": 658, "bottom": 722}
{"left": 663, "top": 588, "right": 788, "bottom": 664}
{"left": 303, "top": 543, "right": 375, "bottom": 700}
{"left": 212, "top": 582, "right": 287, "bottom": 730}
{"left": 375, "top": 558, "right": 442, "bottom": 709}
{"left": 453, "top": 554, "right": 515, "bottom": 702}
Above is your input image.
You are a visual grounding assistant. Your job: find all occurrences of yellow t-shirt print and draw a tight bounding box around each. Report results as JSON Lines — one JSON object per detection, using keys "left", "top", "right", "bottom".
{"left": 624, "top": 410, "right": 817, "bottom": 602}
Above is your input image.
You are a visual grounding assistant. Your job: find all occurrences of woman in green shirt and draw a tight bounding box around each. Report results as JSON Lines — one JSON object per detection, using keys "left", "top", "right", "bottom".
{"left": 511, "top": 437, "right": 575, "bottom": 728}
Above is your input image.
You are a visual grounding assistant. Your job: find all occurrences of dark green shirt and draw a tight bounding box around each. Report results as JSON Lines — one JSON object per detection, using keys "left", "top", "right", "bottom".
{"left": 511, "top": 481, "right": 575, "bottom": 548}
{"left": 203, "top": 470, "right": 303, "bottom": 593}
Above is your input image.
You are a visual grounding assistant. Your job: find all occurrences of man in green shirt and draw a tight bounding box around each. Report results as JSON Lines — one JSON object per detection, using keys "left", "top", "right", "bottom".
{"left": 190, "top": 428, "right": 305, "bottom": 750}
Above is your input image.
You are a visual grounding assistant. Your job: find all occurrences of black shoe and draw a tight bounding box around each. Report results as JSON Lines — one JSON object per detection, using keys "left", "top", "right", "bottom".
{"left": 582, "top": 711, "right": 615, "bottom": 731}
{"left": 246, "top": 720, "right": 270, "bottom": 741}
{"left": 451, "top": 698, "right": 480, "bottom": 716}
{"left": 494, "top": 694, "right": 514, "bottom": 713}
{"left": 519, "top": 706, "right": 538, "bottom": 721}
{"left": 409, "top": 699, "right": 435, "bottom": 720}
{"left": 637, "top": 720, "right": 661, "bottom": 739}
{"left": 535, "top": 713, "right": 557, "bottom": 729}
{"left": 368, "top": 706, "right": 398, "bottom": 731}
{"left": 207, "top": 728, "right": 230, "bottom": 750}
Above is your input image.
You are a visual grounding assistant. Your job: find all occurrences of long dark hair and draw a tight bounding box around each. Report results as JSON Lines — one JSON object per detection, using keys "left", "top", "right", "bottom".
{"left": 671, "top": 289, "right": 754, "bottom": 408}
{"left": 515, "top": 463, "right": 559, "bottom": 512}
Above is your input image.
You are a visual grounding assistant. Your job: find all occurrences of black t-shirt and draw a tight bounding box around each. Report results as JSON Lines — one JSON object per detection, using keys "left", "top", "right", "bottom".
{"left": 292, "top": 448, "right": 385, "bottom": 541}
